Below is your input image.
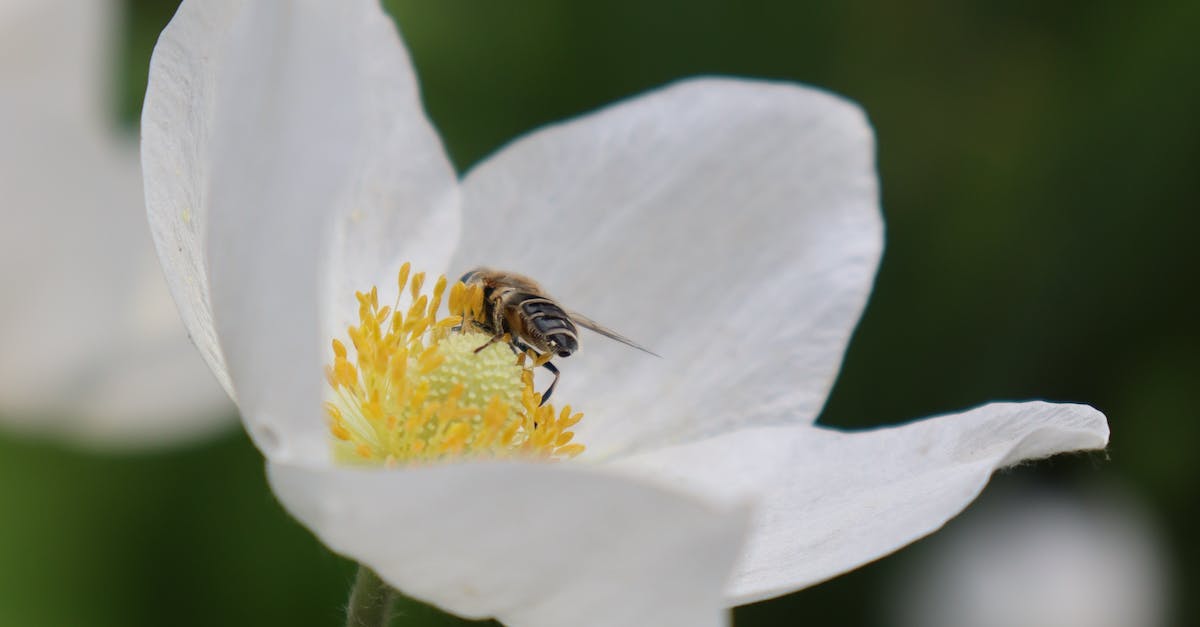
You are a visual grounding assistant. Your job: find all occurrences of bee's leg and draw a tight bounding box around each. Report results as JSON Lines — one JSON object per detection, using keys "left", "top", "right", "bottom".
{"left": 537, "top": 360, "right": 561, "bottom": 407}
{"left": 452, "top": 319, "right": 487, "bottom": 334}
{"left": 509, "top": 339, "right": 560, "bottom": 406}
{"left": 490, "top": 300, "right": 507, "bottom": 342}
{"left": 473, "top": 332, "right": 509, "bottom": 354}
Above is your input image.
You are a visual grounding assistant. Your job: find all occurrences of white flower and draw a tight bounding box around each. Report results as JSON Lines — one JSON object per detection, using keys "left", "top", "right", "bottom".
{"left": 0, "top": 0, "right": 231, "bottom": 445}
{"left": 141, "top": 1, "right": 1110, "bottom": 626}
{"left": 889, "top": 485, "right": 1170, "bottom": 627}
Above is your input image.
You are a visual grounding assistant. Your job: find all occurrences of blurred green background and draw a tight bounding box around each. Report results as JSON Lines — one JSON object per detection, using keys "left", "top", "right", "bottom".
{"left": 2, "top": 0, "right": 1196, "bottom": 625}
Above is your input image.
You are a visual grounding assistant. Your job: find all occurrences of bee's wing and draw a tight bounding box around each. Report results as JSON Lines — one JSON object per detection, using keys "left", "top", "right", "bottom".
{"left": 567, "top": 310, "right": 661, "bottom": 358}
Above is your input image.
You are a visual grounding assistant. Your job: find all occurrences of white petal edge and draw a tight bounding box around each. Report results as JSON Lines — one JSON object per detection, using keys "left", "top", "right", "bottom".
{"left": 455, "top": 77, "right": 882, "bottom": 457}
{"left": 142, "top": 0, "right": 240, "bottom": 399}
{"left": 142, "top": 0, "right": 459, "bottom": 461}
{"left": 606, "top": 400, "right": 1109, "bottom": 604}
{"left": 269, "top": 460, "right": 749, "bottom": 627}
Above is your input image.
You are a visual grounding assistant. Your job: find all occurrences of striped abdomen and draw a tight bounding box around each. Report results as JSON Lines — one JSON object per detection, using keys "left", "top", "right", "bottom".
{"left": 508, "top": 293, "right": 579, "bottom": 358}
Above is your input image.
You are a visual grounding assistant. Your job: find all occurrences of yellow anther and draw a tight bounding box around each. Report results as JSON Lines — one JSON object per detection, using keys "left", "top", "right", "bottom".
{"left": 561, "top": 412, "right": 584, "bottom": 429}
{"left": 409, "top": 317, "right": 431, "bottom": 342}
{"left": 325, "top": 403, "right": 352, "bottom": 441}
{"left": 555, "top": 444, "right": 585, "bottom": 458}
{"left": 388, "top": 350, "right": 408, "bottom": 387}
{"left": 435, "top": 316, "right": 462, "bottom": 329}
{"left": 408, "top": 295, "right": 428, "bottom": 320}
{"left": 335, "top": 360, "right": 358, "bottom": 390}
{"left": 416, "top": 345, "right": 442, "bottom": 374}
{"left": 430, "top": 276, "right": 447, "bottom": 316}
{"left": 397, "top": 262, "right": 411, "bottom": 293}
{"left": 410, "top": 272, "right": 425, "bottom": 300}
{"left": 448, "top": 282, "right": 463, "bottom": 315}
{"left": 348, "top": 326, "right": 365, "bottom": 352}
{"left": 409, "top": 380, "right": 429, "bottom": 413}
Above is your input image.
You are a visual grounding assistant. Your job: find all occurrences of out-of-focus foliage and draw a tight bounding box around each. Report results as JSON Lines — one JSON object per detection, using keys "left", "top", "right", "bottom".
{"left": 1, "top": 0, "right": 1193, "bottom": 625}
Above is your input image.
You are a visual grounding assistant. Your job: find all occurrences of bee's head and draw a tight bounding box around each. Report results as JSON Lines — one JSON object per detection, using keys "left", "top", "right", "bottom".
{"left": 548, "top": 334, "right": 578, "bottom": 358}
{"left": 458, "top": 269, "right": 481, "bottom": 285}
{"left": 459, "top": 268, "right": 495, "bottom": 302}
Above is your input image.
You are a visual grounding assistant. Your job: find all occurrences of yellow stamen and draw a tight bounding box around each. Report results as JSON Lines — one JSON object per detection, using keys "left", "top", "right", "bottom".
{"left": 324, "top": 265, "right": 586, "bottom": 465}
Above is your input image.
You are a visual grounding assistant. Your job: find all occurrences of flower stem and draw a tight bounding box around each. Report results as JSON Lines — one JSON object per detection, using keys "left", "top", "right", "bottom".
{"left": 346, "top": 566, "right": 396, "bottom": 627}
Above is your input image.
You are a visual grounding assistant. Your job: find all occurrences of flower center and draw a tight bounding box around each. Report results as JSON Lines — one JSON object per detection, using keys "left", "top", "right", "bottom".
{"left": 324, "top": 263, "right": 585, "bottom": 465}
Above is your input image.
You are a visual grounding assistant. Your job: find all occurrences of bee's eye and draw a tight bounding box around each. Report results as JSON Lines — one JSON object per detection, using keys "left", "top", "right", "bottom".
{"left": 546, "top": 334, "right": 575, "bottom": 358}
{"left": 458, "top": 270, "right": 476, "bottom": 284}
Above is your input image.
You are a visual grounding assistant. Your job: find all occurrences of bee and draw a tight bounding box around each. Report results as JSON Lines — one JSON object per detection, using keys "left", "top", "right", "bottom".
{"left": 459, "top": 267, "right": 659, "bottom": 404}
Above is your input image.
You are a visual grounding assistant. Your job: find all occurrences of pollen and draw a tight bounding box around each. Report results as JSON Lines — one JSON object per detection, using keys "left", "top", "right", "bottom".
{"left": 324, "top": 263, "right": 585, "bottom": 465}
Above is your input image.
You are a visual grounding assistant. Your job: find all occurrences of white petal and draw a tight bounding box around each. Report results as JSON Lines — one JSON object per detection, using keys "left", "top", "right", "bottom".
{"left": 143, "top": 0, "right": 458, "bottom": 461}
{"left": 607, "top": 401, "right": 1109, "bottom": 604}
{"left": 456, "top": 78, "right": 881, "bottom": 456}
{"left": 315, "top": 15, "right": 460, "bottom": 342}
{"left": 890, "top": 485, "right": 1169, "bottom": 627}
{"left": 269, "top": 460, "right": 748, "bottom": 627}
{"left": 0, "top": 0, "right": 231, "bottom": 442}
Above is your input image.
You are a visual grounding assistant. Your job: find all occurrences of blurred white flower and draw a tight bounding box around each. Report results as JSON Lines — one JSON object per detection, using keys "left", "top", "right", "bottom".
{"left": 0, "top": 0, "right": 232, "bottom": 445}
{"left": 889, "top": 484, "right": 1171, "bottom": 627}
{"left": 141, "top": 1, "right": 1110, "bottom": 626}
